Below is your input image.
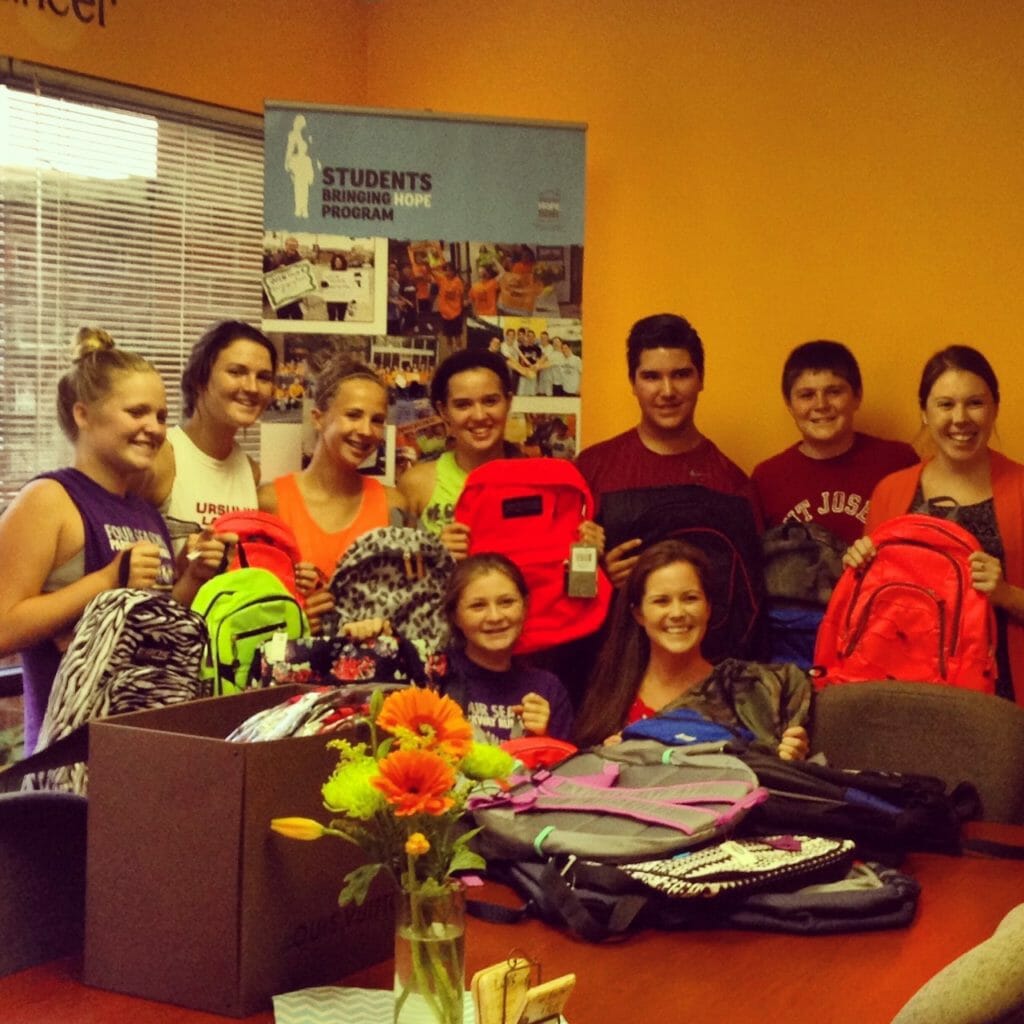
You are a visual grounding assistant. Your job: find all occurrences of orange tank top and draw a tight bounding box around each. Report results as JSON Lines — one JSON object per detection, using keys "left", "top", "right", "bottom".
{"left": 272, "top": 473, "right": 389, "bottom": 579}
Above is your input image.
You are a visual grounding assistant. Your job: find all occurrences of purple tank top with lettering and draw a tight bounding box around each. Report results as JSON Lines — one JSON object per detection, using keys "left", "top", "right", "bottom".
{"left": 22, "top": 468, "right": 175, "bottom": 754}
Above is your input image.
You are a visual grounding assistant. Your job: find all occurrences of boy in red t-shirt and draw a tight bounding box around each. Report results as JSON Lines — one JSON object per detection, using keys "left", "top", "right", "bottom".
{"left": 751, "top": 340, "right": 918, "bottom": 546}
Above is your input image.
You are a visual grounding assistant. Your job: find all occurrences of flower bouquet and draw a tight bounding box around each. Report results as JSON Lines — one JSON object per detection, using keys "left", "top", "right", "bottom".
{"left": 271, "top": 686, "right": 514, "bottom": 1024}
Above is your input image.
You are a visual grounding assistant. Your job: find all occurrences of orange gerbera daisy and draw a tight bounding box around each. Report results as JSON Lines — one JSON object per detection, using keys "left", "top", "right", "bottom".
{"left": 376, "top": 688, "right": 473, "bottom": 760}
{"left": 372, "top": 748, "right": 456, "bottom": 817}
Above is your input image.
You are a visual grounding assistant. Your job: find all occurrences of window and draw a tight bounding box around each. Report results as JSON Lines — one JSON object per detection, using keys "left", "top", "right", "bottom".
{"left": 0, "top": 62, "right": 263, "bottom": 508}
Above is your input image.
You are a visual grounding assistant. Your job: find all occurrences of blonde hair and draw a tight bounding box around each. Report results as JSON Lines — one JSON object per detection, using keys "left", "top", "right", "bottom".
{"left": 57, "top": 328, "right": 157, "bottom": 441}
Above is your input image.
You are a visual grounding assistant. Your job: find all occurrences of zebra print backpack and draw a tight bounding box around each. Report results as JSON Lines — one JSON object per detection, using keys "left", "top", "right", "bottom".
{"left": 27, "top": 589, "right": 207, "bottom": 795}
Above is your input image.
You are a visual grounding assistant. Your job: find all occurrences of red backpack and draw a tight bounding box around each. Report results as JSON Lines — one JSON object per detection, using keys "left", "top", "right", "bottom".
{"left": 211, "top": 510, "right": 303, "bottom": 600}
{"left": 812, "top": 514, "right": 996, "bottom": 693}
{"left": 454, "top": 458, "right": 613, "bottom": 654}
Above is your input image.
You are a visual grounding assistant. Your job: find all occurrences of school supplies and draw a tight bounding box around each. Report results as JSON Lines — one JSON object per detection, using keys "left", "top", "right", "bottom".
{"left": 192, "top": 567, "right": 308, "bottom": 695}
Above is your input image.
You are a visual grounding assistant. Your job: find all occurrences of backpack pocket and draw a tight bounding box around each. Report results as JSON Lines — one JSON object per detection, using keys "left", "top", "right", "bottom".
{"left": 840, "top": 581, "right": 946, "bottom": 681}
{"left": 208, "top": 595, "right": 306, "bottom": 695}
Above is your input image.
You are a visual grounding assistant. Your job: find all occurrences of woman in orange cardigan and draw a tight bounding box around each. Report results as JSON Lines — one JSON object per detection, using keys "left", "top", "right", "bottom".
{"left": 845, "top": 346, "right": 1024, "bottom": 705}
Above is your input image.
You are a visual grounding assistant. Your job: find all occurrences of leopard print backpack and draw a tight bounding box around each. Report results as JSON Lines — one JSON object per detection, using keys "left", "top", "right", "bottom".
{"left": 327, "top": 526, "right": 453, "bottom": 670}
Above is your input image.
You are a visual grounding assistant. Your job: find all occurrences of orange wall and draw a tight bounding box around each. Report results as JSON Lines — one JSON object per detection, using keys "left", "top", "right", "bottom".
{"left": 4, "top": 0, "right": 368, "bottom": 112}
{"left": 364, "top": 0, "right": 1024, "bottom": 468}
{"left": 8, "top": 1, "right": 1024, "bottom": 469}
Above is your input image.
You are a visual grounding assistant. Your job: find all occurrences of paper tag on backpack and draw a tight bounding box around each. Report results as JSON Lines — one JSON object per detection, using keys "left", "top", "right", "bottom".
{"left": 565, "top": 543, "right": 598, "bottom": 598}
{"left": 263, "top": 630, "right": 290, "bottom": 665}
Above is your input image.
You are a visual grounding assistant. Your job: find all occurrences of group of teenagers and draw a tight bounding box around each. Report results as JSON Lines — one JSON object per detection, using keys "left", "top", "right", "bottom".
{"left": 2, "top": 310, "right": 1021, "bottom": 769}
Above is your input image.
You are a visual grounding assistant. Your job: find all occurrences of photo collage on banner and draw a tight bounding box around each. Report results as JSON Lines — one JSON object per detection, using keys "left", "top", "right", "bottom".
{"left": 262, "top": 104, "right": 586, "bottom": 485}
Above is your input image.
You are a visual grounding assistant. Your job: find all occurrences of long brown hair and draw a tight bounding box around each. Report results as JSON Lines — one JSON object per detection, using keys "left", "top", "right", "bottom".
{"left": 574, "top": 539, "right": 710, "bottom": 747}
{"left": 917, "top": 345, "right": 1000, "bottom": 408}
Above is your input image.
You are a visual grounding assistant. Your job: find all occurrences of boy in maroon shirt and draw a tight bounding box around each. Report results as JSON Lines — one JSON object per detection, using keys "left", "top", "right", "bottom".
{"left": 751, "top": 340, "right": 918, "bottom": 546}
{"left": 576, "top": 313, "right": 751, "bottom": 585}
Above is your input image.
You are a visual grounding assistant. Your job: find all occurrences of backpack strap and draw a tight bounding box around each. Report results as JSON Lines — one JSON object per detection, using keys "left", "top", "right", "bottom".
{"left": 236, "top": 541, "right": 251, "bottom": 569}
{"left": 466, "top": 858, "right": 649, "bottom": 943}
{"left": 536, "top": 859, "right": 648, "bottom": 942}
{"left": 0, "top": 725, "right": 89, "bottom": 792}
{"left": 962, "top": 837, "right": 1024, "bottom": 860}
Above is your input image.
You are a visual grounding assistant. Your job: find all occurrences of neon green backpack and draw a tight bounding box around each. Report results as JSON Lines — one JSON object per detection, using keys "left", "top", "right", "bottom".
{"left": 191, "top": 567, "right": 309, "bottom": 696}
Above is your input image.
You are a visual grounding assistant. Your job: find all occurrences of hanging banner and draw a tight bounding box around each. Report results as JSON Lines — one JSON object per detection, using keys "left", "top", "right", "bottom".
{"left": 262, "top": 101, "right": 586, "bottom": 483}
{"left": 264, "top": 104, "right": 585, "bottom": 243}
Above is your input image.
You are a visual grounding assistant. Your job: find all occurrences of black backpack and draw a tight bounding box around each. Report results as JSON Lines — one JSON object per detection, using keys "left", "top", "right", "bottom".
{"left": 468, "top": 739, "right": 910, "bottom": 940}
{"left": 598, "top": 485, "right": 765, "bottom": 661}
{"left": 737, "top": 749, "right": 978, "bottom": 861}
{"left": 761, "top": 521, "right": 846, "bottom": 606}
{"left": 761, "top": 521, "right": 846, "bottom": 669}
{"left": 467, "top": 835, "right": 915, "bottom": 942}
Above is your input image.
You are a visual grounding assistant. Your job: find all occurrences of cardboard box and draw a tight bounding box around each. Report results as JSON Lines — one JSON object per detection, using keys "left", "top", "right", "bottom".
{"left": 84, "top": 686, "right": 394, "bottom": 1017}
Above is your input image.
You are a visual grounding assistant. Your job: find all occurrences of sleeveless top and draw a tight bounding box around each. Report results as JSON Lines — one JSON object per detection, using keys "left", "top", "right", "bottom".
{"left": 912, "top": 484, "right": 1013, "bottom": 701}
{"left": 24, "top": 467, "right": 175, "bottom": 754}
{"left": 161, "top": 426, "right": 257, "bottom": 546}
{"left": 420, "top": 451, "right": 468, "bottom": 536}
{"left": 272, "top": 472, "right": 390, "bottom": 578}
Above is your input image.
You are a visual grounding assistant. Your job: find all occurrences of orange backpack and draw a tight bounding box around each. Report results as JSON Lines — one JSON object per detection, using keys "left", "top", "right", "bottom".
{"left": 455, "top": 458, "right": 612, "bottom": 654}
{"left": 211, "top": 510, "right": 302, "bottom": 601}
{"left": 813, "top": 514, "right": 996, "bottom": 692}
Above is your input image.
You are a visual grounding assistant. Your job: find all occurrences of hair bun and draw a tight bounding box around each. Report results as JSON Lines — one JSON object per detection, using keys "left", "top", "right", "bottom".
{"left": 71, "top": 327, "right": 115, "bottom": 363}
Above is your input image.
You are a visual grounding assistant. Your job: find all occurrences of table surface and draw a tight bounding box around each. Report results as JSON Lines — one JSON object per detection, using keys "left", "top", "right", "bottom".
{"left": 4, "top": 823, "right": 1023, "bottom": 1024}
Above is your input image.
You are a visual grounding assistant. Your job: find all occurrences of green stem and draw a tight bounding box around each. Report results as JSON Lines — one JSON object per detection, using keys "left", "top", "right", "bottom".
{"left": 407, "top": 888, "right": 446, "bottom": 1022}
{"left": 423, "top": 885, "right": 463, "bottom": 1022}
{"left": 422, "top": 926, "right": 461, "bottom": 1021}
{"left": 395, "top": 879, "right": 463, "bottom": 1024}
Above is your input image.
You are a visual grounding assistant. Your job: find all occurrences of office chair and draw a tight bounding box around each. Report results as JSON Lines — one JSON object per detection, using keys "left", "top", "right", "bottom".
{"left": 0, "top": 790, "right": 87, "bottom": 977}
{"left": 811, "top": 682, "right": 1024, "bottom": 824}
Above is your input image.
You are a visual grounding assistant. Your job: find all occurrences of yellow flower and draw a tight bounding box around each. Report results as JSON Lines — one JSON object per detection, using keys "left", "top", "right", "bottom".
{"left": 377, "top": 687, "right": 473, "bottom": 760}
{"left": 405, "top": 832, "right": 431, "bottom": 856}
{"left": 270, "top": 817, "right": 326, "bottom": 841}
{"left": 459, "top": 742, "right": 516, "bottom": 782}
{"left": 322, "top": 756, "right": 385, "bottom": 820}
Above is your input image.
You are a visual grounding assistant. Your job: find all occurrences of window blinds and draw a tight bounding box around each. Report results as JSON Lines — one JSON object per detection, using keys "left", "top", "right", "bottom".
{"left": 0, "top": 63, "right": 263, "bottom": 509}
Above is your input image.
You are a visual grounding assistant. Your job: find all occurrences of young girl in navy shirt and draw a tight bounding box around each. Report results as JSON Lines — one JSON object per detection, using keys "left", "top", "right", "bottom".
{"left": 435, "top": 552, "right": 573, "bottom": 744}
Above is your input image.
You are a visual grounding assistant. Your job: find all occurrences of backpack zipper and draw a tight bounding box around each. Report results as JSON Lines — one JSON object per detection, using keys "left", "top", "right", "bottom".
{"left": 874, "top": 538, "right": 965, "bottom": 654}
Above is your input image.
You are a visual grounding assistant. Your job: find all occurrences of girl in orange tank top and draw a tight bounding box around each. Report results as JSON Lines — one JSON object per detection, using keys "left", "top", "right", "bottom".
{"left": 258, "top": 355, "right": 407, "bottom": 627}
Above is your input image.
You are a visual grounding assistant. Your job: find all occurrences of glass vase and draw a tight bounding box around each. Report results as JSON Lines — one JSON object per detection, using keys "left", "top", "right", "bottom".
{"left": 393, "top": 884, "right": 465, "bottom": 1024}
